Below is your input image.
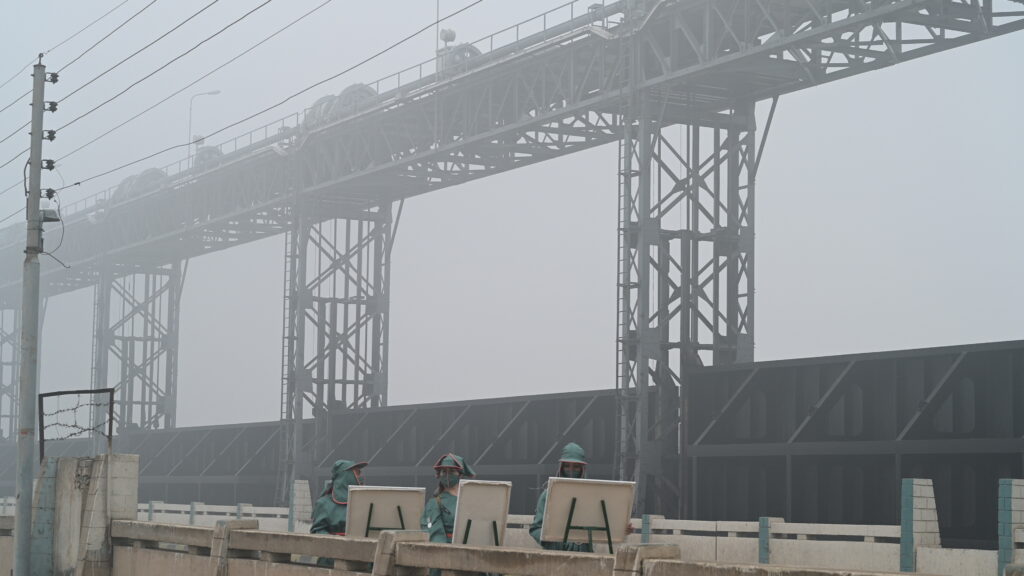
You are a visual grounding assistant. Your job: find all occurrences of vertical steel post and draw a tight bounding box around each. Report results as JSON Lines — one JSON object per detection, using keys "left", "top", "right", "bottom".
{"left": 91, "top": 264, "right": 182, "bottom": 432}
{"left": 14, "top": 59, "right": 47, "bottom": 576}
{"left": 278, "top": 202, "right": 392, "bottom": 504}
{"left": 0, "top": 306, "right": 20, "bottom": 440}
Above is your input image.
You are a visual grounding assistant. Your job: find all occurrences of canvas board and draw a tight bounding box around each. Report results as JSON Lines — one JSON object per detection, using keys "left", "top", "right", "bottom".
{"left": 345, "top": 486, "right": 425, "bottom": 538}
{"left": 539, "top": 477, "right": 635, "bottom": 546}
{"left": 451, "top": 480, "right": 512, "bottom": 546}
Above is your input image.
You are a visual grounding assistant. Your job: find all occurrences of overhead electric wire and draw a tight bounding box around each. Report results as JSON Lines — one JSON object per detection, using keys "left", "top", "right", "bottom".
{"left": 53, "top": 0, "right": 486, "bottom": 193}
{"left": 57, "top": 0, "right": 337, "bottom": 165}
{"left": 0, "top": 0, "right": 136, "bottom": 126}
{"left": 0, "top": 123, "right": 30, "bottom": 149}
{"left": 56, "top": 0, "right": 221, "bottom": 106}
{"left": 0, "top": 178, "right": 20, "bottom": 197}
{"left": 57, "top": 0, "right": 160, "bottom": 74}
{"left": 0, "top": 90, "right": 32, "bottom": 119}
{"left": 55, "top": 0, "right": 275, "bottom": 134}
{"left": 0, "top": 0, "right": 131, "bottom": 93}
{"left": 0, "top": 209, "right": 22, "bottom": 226}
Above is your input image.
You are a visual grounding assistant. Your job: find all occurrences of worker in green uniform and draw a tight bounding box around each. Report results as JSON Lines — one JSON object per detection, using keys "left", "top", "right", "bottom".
{"left": 421, "top": 452, "right": 476, "bottom": 544}
{"left": 310, "top": 459, "right": 367, "bottom": 566}
{"left": 529, "top": 442, "right": 594, "bottom": 552}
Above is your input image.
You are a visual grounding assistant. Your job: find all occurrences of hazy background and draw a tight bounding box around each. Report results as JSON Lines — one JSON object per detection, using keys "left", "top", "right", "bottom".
{"left": 1, "top": 1, "right": 1021, "bottom": 427}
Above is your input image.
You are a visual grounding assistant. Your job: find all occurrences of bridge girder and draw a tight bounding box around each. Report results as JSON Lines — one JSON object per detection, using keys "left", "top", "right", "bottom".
{"left": 0, "top": 0, "right": 1019, "bottom": 514}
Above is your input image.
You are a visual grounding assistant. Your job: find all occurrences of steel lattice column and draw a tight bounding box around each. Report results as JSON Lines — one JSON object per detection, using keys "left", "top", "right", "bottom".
{"left": 617, "top": 92, "right": 756, "bottom": 515}
{"left": 92, "top": 263, "right": 184, "bottom": 432}
{"left": 0, "top": 307, "right": 19, "bottom": 440}
{"left": 280, "top": 202, "right": 392, "bottom": 499}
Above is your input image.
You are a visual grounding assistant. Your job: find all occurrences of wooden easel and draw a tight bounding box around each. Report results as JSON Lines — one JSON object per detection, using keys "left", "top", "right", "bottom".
{"left": 364, "top": 502, "right": 407, "bottom": 537}
{"left": 560, "top": 496, "right": 614, "bottom": 554}
{"left": 459, "top": 518, "right": 501, "bottom": 546}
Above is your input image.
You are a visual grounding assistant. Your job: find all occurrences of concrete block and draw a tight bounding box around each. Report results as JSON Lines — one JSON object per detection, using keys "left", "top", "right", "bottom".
{"left": 108, "top": 454, "right": 139, "bottom": 480}
{"left": 395, "top": 541, "right": 613, "bottom": 576}
{"left": 613, "top": 544, "right": 680, "bottom": 576}
{"left": 211, "top": 519, "right": 258, "bottom": 576}
{"left": 373, "top": 530, "right": 429, "bottom": 576}
{"left": 1007, "top": 564, "right": 1024, "bottom": 576}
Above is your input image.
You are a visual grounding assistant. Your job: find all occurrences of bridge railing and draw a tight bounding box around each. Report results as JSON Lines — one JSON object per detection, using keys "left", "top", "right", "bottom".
{"left": 59, "top": 112, "right": 303, "bottom": 220}
{"left": 365, "top": 0, "right": 621, "bottom": 98}
{"left": 41, "top": 1, "right": 627, "bottom": 230}
{"left": 105, "top": 523, "right": 918, "bottom": 576}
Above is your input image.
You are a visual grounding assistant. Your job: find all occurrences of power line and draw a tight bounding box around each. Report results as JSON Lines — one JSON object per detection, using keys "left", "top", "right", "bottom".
{"left": 56, "top": 0, "right": 338, "bottom": 165}
{"left": 57, "top": 0, "right": 221, "bottom": 105}
{"left": 54, "top": 0, "right": 486, "bottom": 192}
{"left": 0, "top": 122, "right": 30, "bottom": 149}
{"left": 56, "top": 0, "right": 275, "bottom": 133}
{"left": 0, "top": 0, "right": 131, "bottom": 94}
{"left": 0, "top": 202, "right": 25, "bottom": 226}
{"left": 0, "top": 1, "right": 136, "bottom": 129}
{"left": 57, "top": 0, "right": 160, "bottom": 74}
{"left": 0, "top": 178, "right": 20, "bottom": 197}
{"left": 0, "top": 90, "right": 32, "bottom": 120}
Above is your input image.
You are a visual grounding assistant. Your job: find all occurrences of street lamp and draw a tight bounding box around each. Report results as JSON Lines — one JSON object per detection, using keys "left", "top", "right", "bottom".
{"left": 187, "top": 90, "right": 220, "bottom": 168}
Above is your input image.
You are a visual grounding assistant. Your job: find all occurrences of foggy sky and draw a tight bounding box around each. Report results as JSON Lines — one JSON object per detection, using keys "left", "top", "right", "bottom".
{"left": 1, "top": 1, "right": 1021, "bottom": 428}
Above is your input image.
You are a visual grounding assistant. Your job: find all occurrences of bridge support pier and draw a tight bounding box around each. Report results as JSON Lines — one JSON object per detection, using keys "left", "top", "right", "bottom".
{"left": 0, "top": 306, "right": 19, "bottom": 440}
{"left": 91, "top": 262, "right": 185, "bottom": 432}
{"left": 617, "top": 95, "right": 759, "bottom": 516}
{"left": 280, "top": 201, "right": 392, "bottom": 501}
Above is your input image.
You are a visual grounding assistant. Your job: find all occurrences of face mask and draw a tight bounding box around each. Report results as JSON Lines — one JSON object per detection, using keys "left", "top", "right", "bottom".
{"left": 440, "top": 471, "right": 461, "bottom": 488}
{"left": 356, "top": 474, "right": 365, "bottom": 485}
{"left": 561, "top": 465, "right": 584, "bottom": 479}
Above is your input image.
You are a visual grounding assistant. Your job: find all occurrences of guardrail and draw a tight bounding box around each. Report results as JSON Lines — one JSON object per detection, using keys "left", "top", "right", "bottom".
{"left": 106, "top": 523, "right": 918, "bottom": 576}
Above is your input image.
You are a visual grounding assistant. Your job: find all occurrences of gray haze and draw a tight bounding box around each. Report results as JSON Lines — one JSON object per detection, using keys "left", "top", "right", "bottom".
{"left": 1, "top": 1, "right": 1021, "bottom": 427}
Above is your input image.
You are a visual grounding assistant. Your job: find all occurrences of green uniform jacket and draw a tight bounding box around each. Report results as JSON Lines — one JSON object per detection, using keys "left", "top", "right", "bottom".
{"left": 310, "top": 491, "right": 348, "bottom": 535}
{"left": 529, "top": 488, "right": 594, "bottom": 553}
{"left": 310, "top": 460, "right": 362, "bottom": 536}
{"left": 421, "top": 491, "right": 458, "bottom": 544}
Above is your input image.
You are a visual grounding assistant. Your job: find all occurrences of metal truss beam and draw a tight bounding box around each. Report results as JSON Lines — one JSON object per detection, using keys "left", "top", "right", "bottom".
{"left": 91, "top": 262, "right": 185, "bottom": 432}
{"left": 617, "top": 81, "right": 758, "bottom": 515}
{"left": 1, "top": 0, "right": 1021, "bottom": 305}
{"left": 0, "top": 307, "right": 18, "bottom": 440}
{"left": 280, "top": 199, "right": 392, "bottom": 502}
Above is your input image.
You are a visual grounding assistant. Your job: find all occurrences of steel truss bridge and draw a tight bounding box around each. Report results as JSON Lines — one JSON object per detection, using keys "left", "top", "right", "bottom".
{"left": 1, "top": 0, "right": 1022, "bottom": 530}
{"left": 1, "top": 340, "right": 1020, "bottom": 548}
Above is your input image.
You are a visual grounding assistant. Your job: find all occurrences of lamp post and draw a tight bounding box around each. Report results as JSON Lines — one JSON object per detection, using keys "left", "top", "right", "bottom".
{"left": 187, "top": 90, "right": 220, "bottom": 168}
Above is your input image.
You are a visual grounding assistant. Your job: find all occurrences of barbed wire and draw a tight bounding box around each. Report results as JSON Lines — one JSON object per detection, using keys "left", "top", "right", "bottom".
{"left": 40, "top": 393, "right": 113, "bottom": 442}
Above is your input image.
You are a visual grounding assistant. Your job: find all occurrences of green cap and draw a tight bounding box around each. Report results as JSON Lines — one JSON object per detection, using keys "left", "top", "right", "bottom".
{"left": 432, "top": 452, "right": 476, "bottom": 478}
{"left": 558, "top": 442, "right": 587, "bottom": 465}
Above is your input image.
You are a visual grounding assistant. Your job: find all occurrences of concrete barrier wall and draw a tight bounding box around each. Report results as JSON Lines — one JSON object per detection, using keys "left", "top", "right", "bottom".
{"left": 0, "top": 515, "right": 13, "bottom": 576}
{"left": 126, "top": 505, "right": 975, "bottom": 572}
{"left": 917, "top": 548, "right": 996, "bottom": 576}
{"left": 767, "top": 521, "right": 900, "bottom": 573}
{"left": 108, "top": 525, "right": 917, "bottom": 576}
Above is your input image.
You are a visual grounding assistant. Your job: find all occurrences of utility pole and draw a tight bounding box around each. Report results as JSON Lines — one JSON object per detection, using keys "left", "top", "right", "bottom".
{"left": 14, "top": 57, "right": 49, "bottom": 576}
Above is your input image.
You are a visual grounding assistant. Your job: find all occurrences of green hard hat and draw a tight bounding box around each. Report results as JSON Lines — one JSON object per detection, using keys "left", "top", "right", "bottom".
{"left": 327, "top": 459, "right": 367, "bottom": 501}
{"left": 558, "top": 442, "right": 587, "bottom": 465}
{"left": 332, "top": 459, "right": 368, "bottom": 476}
{"left": 433, "top": 452, "right": 476, "bottom": 478}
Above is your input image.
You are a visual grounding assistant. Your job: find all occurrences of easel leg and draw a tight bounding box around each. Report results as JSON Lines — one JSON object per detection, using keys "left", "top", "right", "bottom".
{"left": 562, "top": 497, "right": 578, "bottom": 545}
{"left": 599, "top": 499, "right": 613, "bottom": 554}
{"left": 462, "top": 519, "right": 473, "bottom": 545}
{"left": 366, "top": 502, "right": 375, "bottom": 538}
{"left": 491, "top": 520, "right": 500, "bottom": 546}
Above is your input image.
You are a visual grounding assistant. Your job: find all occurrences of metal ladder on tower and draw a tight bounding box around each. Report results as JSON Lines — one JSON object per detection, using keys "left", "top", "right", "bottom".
{"left": 277, "top": 225, "right": 300, "bottom": 505}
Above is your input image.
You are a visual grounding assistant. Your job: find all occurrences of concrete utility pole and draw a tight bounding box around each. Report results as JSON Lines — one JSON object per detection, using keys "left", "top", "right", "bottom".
{"left": 14, "top": 57, "right": 48, "bottom": 576}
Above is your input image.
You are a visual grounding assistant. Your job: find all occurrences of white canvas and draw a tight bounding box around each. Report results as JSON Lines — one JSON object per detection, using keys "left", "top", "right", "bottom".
{"left": 451, "top": 480, "right": 512, "bottom": 546}
{"left": 539, "top": 477, "right": 635, "bottom": 549}
{"left": 345, "top": 486, "right": 425, "bottom": 538}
